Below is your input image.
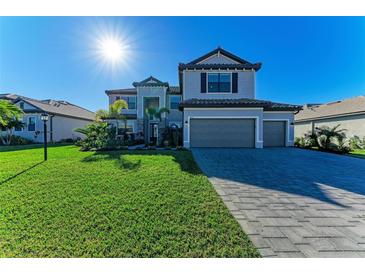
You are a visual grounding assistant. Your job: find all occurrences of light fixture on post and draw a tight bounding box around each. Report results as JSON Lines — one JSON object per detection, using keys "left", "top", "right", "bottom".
{"left": 40, "top": 113, "right": 49, "bottom": 161}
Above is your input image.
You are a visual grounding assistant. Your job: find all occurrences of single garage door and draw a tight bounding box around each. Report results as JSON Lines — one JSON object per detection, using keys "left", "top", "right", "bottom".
{"left": 263, "top": 121, "right": 286, "bottom": 147}
{"left": 190, "top": 118, "right": 255, "bottom": 148}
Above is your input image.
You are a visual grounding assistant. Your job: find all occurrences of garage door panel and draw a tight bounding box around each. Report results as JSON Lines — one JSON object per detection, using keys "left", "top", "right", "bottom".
{"left": 190, "top": 118, "right": 255, "bottom": 148}
{"left": 263, "top": 121, "right": 286, "bottom": 147}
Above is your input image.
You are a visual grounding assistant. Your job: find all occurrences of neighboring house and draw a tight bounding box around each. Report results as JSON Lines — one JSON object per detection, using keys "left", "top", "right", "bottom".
{"left": 295, "top": 96, "right": 365, "bottom": 139}
{"left": 0, "top": 93, "right": 95, "bottom": 143}
{"left": 105, "top": 47, "right": 301, "bottom": 148}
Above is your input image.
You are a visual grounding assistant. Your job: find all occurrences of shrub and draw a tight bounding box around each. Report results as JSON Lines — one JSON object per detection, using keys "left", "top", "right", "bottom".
{"left": 75, "top": 122, "right": 117, "bottom": 151}
{"left": 0, "top": 135, "right": 33, "bottom": 146}
{"left": 161, "top": 126, "right": 182, "bottom": 147}
{"left": 74, "top": 122, "right": 143, "bottom": 151}
{"left": 349, "top": 136, "right": 365, "bottom": 150}
{"left": 296, "top": 124, "right": 351, "bottom": 154}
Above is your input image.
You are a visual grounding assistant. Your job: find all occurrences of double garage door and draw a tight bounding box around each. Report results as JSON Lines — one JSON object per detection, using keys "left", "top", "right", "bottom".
{"left": 189, "top": 118, "right": 286, "bottom": 148}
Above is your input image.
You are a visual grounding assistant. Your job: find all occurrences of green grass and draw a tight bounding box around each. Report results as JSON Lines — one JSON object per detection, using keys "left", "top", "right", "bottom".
{"left": 349, "top": 149, "right": 365, "bottom": 159}
{"left": 0, "top": 145, "right": 259, "bottom": 258}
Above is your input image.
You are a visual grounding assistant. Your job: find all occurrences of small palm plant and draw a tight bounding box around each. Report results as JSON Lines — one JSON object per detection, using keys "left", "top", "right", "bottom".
{"left": 315, "top": 124, "right": 347, "bottom": 150}
{"left": 95, "top": 99, "right": 128, "bottom": 136}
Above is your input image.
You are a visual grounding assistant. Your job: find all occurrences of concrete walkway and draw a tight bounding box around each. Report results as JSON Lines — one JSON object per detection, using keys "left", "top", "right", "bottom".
{"left": 192, "top": 148, "right": 365, "bottom": 258}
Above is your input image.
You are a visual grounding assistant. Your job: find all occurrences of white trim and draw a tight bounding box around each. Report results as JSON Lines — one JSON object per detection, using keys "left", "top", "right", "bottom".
{"left": 206, "top": 72, "right": 232, "bottom": 94}
{"left": 196, "top": 52, "right": 240, "bottom": 65}
{"left": 263, "top": 119, "right": 292, "bottom": 145}
{"left": 184, "top": 107, "right": 263, "bottom": 111}
{"left": 187, "top": 116, "right": 260, "bottom": 148}
{"left": 182, "top": 70, "right": 186, "bottom": 101}
{"left": 253, "top": 70, "right": 256, "bottom": 99}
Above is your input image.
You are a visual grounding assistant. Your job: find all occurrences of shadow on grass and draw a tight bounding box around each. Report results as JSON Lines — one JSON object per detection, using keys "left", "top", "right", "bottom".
{"left": 0, "top": 143, "right": 71, "bottom": 153}
{"left": 81, "top": 149, "right": 202, "bottom": 175}
{"left": 0, "top": 161, "right": 44, "bottom": 185}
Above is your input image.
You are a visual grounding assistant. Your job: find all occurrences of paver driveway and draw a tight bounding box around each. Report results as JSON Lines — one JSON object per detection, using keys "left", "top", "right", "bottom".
{"left": 192, "top": 148, "right": 365, "bottom": 258}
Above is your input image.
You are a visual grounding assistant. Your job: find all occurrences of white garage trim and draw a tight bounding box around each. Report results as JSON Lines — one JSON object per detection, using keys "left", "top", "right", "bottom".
{"left": 263, "top": 119, "right": 292, "bottom": 144}
{"left": 187, "top": 116, "right": 260, "bottom": 147}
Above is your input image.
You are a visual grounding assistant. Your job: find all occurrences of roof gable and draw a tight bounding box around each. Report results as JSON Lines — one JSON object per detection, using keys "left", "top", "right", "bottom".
{"left": 133, "top": 76, "right": 169, "bottom": 87}
{"left": 188, "top": 47, "right": 253, "bottom": 65}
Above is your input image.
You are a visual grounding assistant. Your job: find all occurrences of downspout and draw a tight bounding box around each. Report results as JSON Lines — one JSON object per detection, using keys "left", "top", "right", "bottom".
{"left": 49, "top": 115, "right": 54, "bottom": 142}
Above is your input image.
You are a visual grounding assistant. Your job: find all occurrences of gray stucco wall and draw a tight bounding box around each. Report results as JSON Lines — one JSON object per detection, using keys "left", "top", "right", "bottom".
{"left": 295, "top": 113, "right": 365, "bottom": 139}
{"left": 52, "top": 116, "right": 93, "bottom": 141}
{"left": 183, "top": 108, "right": 264, "bottom": 148}
{"left": 263, "top": 112, "right": 295, "bottom": 146}
{"left": 136, "top": 87, "right": 167, "bottom": 119}
{"left": 183, "top": 70, "right": 255, "bottom": 100}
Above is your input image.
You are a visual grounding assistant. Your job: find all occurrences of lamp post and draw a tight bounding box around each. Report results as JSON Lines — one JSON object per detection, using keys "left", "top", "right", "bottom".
{"left": 40, "top": 113, "right": 49, "bottom": 161}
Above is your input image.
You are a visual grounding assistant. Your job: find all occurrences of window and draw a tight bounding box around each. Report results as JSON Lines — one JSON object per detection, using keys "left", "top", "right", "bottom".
{"left": 15, "top": 122, "right": 23, "bottom": 131}
{"left": 117, "top": 121, "right": 134, "bottom": 135}
{"left": 207, "top": 73, "right": 231, "bottom": 93}
{"left": 115, "top": 96, "right": 121, "bottom": 101}
{"left": 19, "top": 102, "right": 24, "bottom": 110}
{"left": 28, "top": 117, "right": 36, "bottom": 131}
{"left": 169, "top": 96, "right": 181, "bottom": 110}
{"left": 121, "top": 96, "right": 137, "bottom": 110}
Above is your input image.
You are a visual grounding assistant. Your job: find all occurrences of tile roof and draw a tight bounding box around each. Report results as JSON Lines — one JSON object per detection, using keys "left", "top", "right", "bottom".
{"left": 295, "top": 96, "right": 365, "bottom": 122}
{"left": 1, "top": 93, "right": 95, "bottom": 121}
{"left": 179, "top": 98, "right": 301, "bottom": 111}
{"left": 179, "top": 63, "right": 262, "bottom": 71}
{"left": 133, "top": 76, "right": 169, "bottom": 87}
{"left": 105, "top": 88, "right": 137, "bottom": 95}
{"left": 167, "top": 86, "right": 181, "bottom": 94}
{"left": 179, "top": 47, "right": 262, "bottom": 71}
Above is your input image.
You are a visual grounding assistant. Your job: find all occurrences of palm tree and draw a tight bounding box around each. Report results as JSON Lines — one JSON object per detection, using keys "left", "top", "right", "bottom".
{"left": 315, "top": 124, "right": 347, "bottom": 150}
{"left": 95, "top": 99, "right": 128, "bottom": 136}
{"left": 145, "top": 107, "right": 170, "bottom": 124}
{"left": 0, "top": 100, "right": 24, "bottom": 145}
{"left": 0, "top": 99, "right": 23, "bottom": 127}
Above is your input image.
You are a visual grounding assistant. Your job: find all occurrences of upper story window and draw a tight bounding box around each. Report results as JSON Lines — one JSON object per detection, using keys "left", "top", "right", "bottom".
{"left": 121, "top": 96, "right": 137, "bottom": 110}
{"left": 169, "top": 96, "right": 181, "bottom": 110}
{"left": 207, "top": 73, "right": 231, "bottom": 93}
{"left": 28, "top": 117, "right": 36, "bottom": 131}
{"left": 19, "top": 102, "right": 24, "bottom": 110}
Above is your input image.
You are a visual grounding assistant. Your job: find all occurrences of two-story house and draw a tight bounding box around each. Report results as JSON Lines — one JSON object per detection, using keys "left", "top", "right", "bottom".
{"left": 105, "top": 47, "right": 301, "bottom": 148}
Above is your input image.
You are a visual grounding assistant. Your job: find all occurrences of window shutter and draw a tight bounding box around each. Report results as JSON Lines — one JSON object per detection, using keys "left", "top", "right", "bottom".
{"left": 201, "top": 73, "right": 207, "bottom": 93}
{"left": 232, "top": 73, "right": 238, "bottom": 93}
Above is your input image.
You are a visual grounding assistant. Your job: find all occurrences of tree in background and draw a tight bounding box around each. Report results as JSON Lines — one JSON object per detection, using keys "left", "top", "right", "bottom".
{"left": 0, "top": 99, "right": 24, "bottom": 145}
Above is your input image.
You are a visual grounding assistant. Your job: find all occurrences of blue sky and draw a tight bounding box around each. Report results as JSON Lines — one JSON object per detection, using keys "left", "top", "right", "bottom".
{"left": 1, "top": 16, "right": 365, "bottom": 111}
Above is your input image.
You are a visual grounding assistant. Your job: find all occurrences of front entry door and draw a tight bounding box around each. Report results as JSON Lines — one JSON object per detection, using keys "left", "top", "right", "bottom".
{"left": 149, "top": 123, "right": 159, "bottom": 144}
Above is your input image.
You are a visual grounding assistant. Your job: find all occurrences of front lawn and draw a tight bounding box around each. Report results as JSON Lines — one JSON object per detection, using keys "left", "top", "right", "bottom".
{"left": 0, "top": 145, "right": 259, "bottom": 257}
{"left": 349, "top": 149, "right": 365, "bottom": 159}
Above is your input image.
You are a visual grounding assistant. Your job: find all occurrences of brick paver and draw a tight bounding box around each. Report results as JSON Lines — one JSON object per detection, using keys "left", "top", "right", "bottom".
{"left": 192, "top": 148, "right": 365, "bottom": 258}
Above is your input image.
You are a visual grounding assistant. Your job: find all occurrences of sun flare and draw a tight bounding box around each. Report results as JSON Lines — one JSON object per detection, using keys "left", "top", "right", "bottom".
{"left": 100, "top": 38, "right": 124, "bottom": 61}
